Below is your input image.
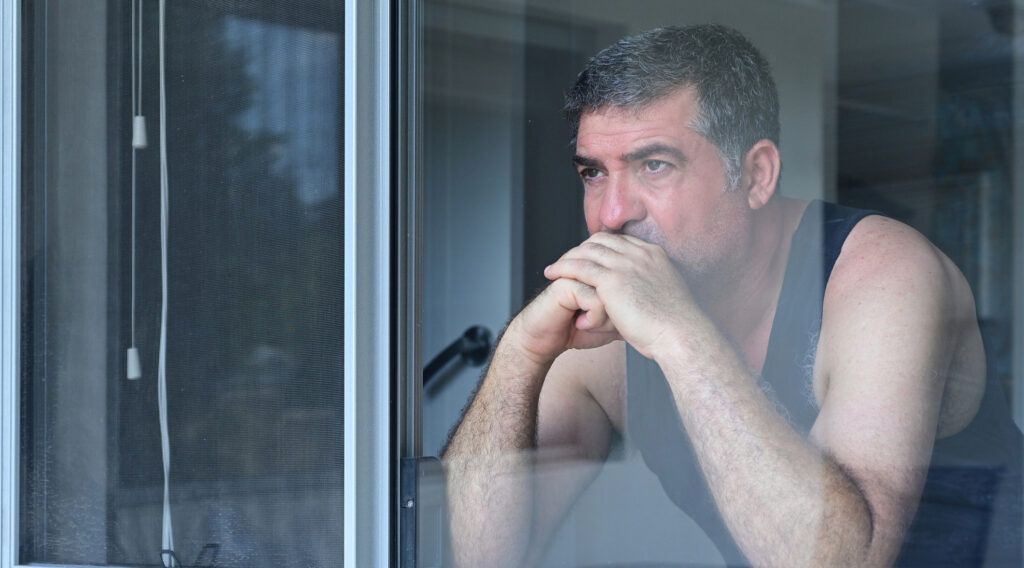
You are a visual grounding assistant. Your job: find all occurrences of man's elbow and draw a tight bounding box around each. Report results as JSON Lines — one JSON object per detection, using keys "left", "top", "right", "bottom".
{"left": 816, "top": 478, "right": 906, "bottom": 568}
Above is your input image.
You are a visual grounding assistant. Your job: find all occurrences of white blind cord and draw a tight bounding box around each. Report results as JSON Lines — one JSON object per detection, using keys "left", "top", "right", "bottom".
{"left": 157, "top": 0, "right": 176, "bottom": 565}
{"left": 137, "top": 0, "right": 144, "bottom": 114}
{"left": 131, "top": 0, "right": 136, "bottom": 341}
{"left": 127, "top": 0, "right": 145, "bottom": 380}
{"left": 130, "top": 0, "right": 136, "bottom": 343}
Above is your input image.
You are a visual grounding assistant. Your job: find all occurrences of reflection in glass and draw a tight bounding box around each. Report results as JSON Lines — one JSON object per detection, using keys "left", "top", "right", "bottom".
{"left": 420, "top": 2, "right": 1024, "bottom": 567}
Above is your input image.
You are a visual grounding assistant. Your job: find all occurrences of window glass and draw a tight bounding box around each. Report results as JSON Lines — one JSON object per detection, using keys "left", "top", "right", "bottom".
{"left": 19, "top": 1, "right": 344, "bottom": 566}
{"left": 420, "top": 1, "right": 1023, "bottom": 566}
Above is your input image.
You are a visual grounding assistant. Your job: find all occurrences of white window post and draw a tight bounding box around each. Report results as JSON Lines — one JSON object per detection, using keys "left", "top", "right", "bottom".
{"left": 0, "top": 0, "right": 21, "bottom": 566}
{"left": 345, "top": 0, "right": 394, "bottom": 566}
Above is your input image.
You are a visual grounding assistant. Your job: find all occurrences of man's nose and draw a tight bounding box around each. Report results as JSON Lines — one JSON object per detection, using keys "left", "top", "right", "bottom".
{"left": 599, "top": 176, "right": 645, "bottom": 232}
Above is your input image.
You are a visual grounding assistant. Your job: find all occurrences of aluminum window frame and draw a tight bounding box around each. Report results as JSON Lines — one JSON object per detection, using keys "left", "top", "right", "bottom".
{"left": 344, "top": 0, "right": 394, "bottom": 566}
{"left": 1, "top": 0, "right": 21, "bottom": 566}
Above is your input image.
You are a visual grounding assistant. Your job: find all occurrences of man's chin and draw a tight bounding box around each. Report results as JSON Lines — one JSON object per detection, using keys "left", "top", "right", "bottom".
{"left": 673, "top": 261, "right": 703, "bottom": 284}
{"left": 671, "top": 257, "right": 724, "bottom": 298}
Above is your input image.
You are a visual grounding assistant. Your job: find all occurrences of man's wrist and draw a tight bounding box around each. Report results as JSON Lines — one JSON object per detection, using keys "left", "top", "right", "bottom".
{"left": 498, "top": 317, "right": 563, "bottom": 370}
{"left": 646, "top": 315, "right": 717, "bottom": 371}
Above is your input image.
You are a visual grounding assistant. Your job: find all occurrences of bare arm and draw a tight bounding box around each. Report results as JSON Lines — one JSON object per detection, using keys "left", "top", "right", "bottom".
{"left": 653, "top": 257, "right": 948, "bottom": 568}
{"left": 545, "top": 224, "right": 975, "bottom": 567}
{"left": 441, "top": 278, "right": 622, "bottom": 568}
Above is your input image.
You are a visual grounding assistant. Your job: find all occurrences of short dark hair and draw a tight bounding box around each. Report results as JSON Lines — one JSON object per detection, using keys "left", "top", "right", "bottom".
{"left": 564, "top": 24, "right": 780, "bottom": 187}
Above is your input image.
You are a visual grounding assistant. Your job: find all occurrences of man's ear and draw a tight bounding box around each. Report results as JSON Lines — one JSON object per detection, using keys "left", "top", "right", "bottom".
{"left": 741, "top": 140, "right": 781, "bottom": 210}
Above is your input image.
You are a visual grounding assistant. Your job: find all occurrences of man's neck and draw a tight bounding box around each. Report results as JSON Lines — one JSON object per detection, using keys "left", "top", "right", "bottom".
{"left": 695, "top": 197, "right": 809, "bottom": 370}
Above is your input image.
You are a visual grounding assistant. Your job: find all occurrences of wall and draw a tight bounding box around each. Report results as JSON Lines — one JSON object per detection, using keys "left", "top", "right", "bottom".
{"left": 420, "top": 0, "right": 527, "bottom": 454}
{"left": 421, "top": 98, "right": 518, "bottom": 455}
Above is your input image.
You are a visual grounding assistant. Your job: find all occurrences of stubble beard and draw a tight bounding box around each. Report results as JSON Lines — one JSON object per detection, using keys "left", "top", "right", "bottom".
{"left": 622, "top": 213, "right": 747, "bottom": 307}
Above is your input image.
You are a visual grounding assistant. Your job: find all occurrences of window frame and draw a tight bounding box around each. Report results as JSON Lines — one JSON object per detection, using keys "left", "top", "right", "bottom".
{"left": 3, "top": 0, "right": 1024, "bottom": 567}
{"left": 344, "top": 0, "right": 395, "bottom": 566}
{"left": 1, "top": 0, "right": 21, "bottom": 566}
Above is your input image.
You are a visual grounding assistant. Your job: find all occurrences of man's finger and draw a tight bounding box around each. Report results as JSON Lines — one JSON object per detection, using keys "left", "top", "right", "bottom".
{"left": 547, "top": 239, "right": 620, "bottom": 269}
{"left": 600, "top": 232, "right": 669, "bottom": 259}
{"left": 549, "top": 277, "right": 617, "bottom": 333}
{"left": 544, "top": 257, "right": 609, "bottom": 286}
{"left": 547, "top": 276, "right": 597, "bottom": 313}
{"left": 590, "top": 230, "right": 659, "bottom": 253}
{"left": 575, "top": 308, "right": 617, "bottom": 333}
{"left": 573, "top": 285, "right": 610, "bottom": 331}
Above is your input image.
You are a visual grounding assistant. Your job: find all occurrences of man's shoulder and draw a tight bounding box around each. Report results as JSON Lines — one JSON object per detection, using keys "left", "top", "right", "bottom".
{"left": 816, "top": 213, "right": 984, "bottom": 434}
{"left": 827, "top": 213, "right": 969, "bottom": 309}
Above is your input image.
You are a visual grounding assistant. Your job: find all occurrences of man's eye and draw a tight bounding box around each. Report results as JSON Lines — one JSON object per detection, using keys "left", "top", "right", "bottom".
{"left": 579, "top": 167, "right": 602, "bottom": 181}
{"left": 644, "top": 160, "right": 669, "bottom": 174}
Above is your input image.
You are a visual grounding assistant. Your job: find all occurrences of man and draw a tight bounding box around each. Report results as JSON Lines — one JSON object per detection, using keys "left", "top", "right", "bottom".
{"left": 442, "top": 24, "right": 1020, "bottom": 567}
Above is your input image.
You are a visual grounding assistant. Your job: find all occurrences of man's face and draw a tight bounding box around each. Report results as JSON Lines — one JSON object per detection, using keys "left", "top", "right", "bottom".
{"left": 574, "top": 88, "right": 752, "bottom": 285}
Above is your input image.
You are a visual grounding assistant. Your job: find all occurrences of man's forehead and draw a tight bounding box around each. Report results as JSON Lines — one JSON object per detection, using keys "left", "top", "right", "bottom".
{"left": 578, "top": 91, "right": 700, "bottom": 137}
{"left": 575, "top": 92, "right": 704, "bottom": 155}
{"left": 579, "top": 87, "right": 700, "bottom": 124}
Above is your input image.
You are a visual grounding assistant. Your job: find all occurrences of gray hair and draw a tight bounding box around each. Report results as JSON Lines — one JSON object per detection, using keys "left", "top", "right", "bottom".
{"left": 564, "top": 24, "right": 780, "bottom": 188}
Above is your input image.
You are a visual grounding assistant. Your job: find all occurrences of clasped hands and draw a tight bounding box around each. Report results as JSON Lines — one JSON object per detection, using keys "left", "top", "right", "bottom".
{"left": 515, "top": 232, "right": 697, "bottom": 363}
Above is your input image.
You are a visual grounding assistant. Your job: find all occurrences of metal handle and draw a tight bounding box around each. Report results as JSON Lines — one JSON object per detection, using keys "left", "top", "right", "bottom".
{"left": 423, "top": 325, "right": 492, "bottom": 385}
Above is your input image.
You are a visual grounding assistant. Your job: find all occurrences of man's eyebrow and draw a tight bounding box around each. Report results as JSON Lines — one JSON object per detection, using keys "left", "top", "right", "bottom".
{"left": 572, "top": 143, "right": 687, "bottom": 169}
{"left": 622, "top": 143, "right": 688, "bottom": 165}
{"left": 572, "top": 154, "right": 602, "bottom": 168}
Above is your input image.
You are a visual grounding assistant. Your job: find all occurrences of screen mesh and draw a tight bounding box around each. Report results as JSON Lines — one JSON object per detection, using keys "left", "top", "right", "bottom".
{"left": 22, "top": 1, "right": 345, "bottom": 566}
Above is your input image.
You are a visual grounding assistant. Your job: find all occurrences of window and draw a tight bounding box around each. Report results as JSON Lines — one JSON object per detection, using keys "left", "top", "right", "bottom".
{"left": 4, "top": 1, "right": 378, "bottom": 566}
{"left": 5, "top": 0, "right": 1024, "bottom": 567}
{"left": 417, "top": 1, "right": 1024, "bottom": 566}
